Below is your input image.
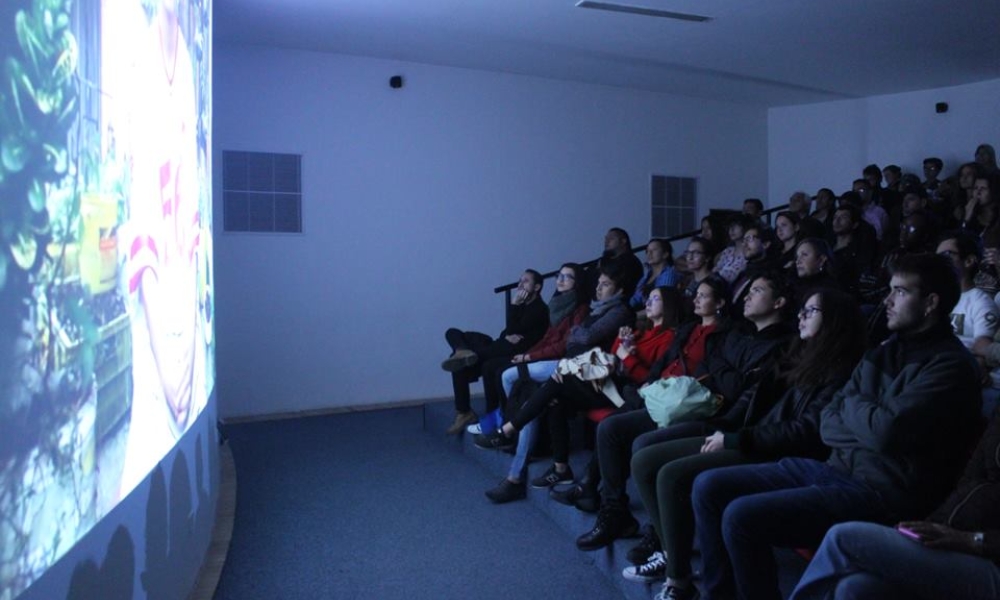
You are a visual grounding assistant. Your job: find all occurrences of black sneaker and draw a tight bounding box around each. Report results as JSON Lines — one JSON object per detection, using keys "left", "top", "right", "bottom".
{"left": 623, "top": 550, "right": 667, "bottom": 583}
{"left": 529, "top": 464, "right": 574, "bottom": 488}
{"left": 627, "top": 524, "right": 662, "bottom": 565}
{"left": 485, "top": 479, "right": 527, "bottom": 504}
{"left": 474, "top": 429, "right": 515, "bottom": 450}
{"left": 550, "top": 483, "right": 588, "bottom": 506}
{"left": 550, "top": 482, "right": 601, "bottom": 512}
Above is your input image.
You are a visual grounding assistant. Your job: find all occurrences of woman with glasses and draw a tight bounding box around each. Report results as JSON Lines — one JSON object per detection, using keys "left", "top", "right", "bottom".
{"left": 472, "top": 263, "right": 590, "bottom": 433}
{"left": 625, "top": 288, "right": 865, "bottom": 600}
{"left": 678, "top": 236, "right": 715, "bottom": 314}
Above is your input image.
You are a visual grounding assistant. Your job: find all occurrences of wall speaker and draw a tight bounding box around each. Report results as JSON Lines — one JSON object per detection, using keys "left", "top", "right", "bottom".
{"left": 935, "top": 102, "right": 948, "bottom": 113}
{"left": 390, "top": 75, "right": 403, "bottom": 89}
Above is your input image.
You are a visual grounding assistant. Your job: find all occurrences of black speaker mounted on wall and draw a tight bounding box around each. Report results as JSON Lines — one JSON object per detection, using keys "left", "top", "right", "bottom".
{"left": 390, "top": 75, "right": 403, "bottom": 89}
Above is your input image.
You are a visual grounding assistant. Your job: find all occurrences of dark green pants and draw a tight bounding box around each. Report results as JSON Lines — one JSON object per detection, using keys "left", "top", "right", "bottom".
{"left": 631, "top": 437, "right": 758, "bottom": 579}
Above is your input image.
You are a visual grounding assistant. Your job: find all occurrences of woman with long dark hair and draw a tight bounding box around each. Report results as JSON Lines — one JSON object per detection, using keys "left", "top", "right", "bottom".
{"left": 774, "top": 211, "right": 801, "bottom": 270}
{"left": 626, "top": 288, "right": 866, "bottom": 600}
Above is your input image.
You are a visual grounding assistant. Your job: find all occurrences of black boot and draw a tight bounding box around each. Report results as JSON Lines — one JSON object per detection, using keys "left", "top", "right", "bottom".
{"left": 575, "top": 504, "right": 639, "bottom": 551}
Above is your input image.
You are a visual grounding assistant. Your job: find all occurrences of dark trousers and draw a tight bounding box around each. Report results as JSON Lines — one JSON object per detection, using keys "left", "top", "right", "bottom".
{"left": 631, "top": 439, "right": 756, "bottom": 579}
{"left": 691, "top": 457, "right": 891, "bottom": 600}
{"left": 547, "top": 377, "right": 619, "bottom": 463}
{"left": 479, "top": 356, "right": 514, "bottom": 414}
{"left": 445, "top": 328, "right": 518, "bottom": 413}
{"left": 594, "top": 409, "right": 707, "bottom": 508}
{"left": 509, "top": 376, "right": 617, "bottom": 462}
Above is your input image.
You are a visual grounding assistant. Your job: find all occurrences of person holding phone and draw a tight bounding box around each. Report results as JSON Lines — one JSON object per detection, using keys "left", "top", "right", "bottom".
{"left": 790, "top": 408, "right": 1000, "bottom": 600}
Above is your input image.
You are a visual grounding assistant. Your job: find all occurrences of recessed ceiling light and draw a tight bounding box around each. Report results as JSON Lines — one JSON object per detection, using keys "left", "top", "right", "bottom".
{"left": 576, "top": 1, "right": 712, "bottom": 22}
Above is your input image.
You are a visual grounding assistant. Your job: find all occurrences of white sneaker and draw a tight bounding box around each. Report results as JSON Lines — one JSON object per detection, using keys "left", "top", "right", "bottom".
{"left": 622, "top": 550, "right": 666, "bottom": 582}
{"left": 466, "top": 423, "right": 482, "bottom": 434}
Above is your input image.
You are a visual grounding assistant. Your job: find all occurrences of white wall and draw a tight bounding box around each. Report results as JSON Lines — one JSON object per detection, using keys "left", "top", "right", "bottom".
{"left": 769, "top": 78, "right": 1000, "bottom": 203}
{"left": 213, "top": 45, "right": 769, "bottom": 419}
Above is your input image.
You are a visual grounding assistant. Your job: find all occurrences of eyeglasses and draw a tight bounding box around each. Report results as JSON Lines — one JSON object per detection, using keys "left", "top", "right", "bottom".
{"left": 798, "top": 306, "right": 822, "bottom": 319}
{"left": 556, "top": 273, "right": 575, "bottom": 281}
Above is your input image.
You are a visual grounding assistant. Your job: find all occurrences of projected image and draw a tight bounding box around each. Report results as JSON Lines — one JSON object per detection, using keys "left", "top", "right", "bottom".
{"left": 0, "top": 0, "right": 212, "bottom": 596}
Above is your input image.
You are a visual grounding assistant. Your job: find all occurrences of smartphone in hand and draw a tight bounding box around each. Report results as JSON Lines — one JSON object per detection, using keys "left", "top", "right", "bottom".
{"left": 897, "top": 526, "right": 921, "bottom": 541}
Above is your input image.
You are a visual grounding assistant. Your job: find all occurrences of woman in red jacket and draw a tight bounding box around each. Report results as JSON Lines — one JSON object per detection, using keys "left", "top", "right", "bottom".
{"left": 483, "top": 286, "right": 683, "bottom": 502}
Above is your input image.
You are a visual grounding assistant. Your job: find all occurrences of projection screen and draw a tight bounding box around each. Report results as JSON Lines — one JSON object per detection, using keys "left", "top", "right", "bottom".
{"left": 0, "top": 0, "right": 213, "bottom": 596}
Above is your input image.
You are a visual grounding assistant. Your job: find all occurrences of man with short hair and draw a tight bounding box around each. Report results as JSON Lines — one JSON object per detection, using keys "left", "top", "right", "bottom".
{"left": 810, "top": 188, "right": 836, "bottom": 234}
{"left": 592, "top": 227, "right": 643, "bottom": 301}
{"left": 923, "top": 157, "right": 944, "bottom": 198}
{"left": 902, "top": 185, "right": 929, "bottom": 218}
{"left": 442, "top": 269, "right": 549, "bottom": 433}
{"left": 883, "top": 165, "right": 902, "bottom": 193}
{"left": 936, "top": 231, "right": 999, "bottom": 358}
{"left": 731, "top": 225, "right": 776, "bottom": 308}
{"left": 834, "top": 196, "right": 878, "bottom": 272}
{"left": 691, "top": 253, "right": 982, "bottom": 600}
{"left": 787, "top": 191, "right": 810, "bottom": 220}
{"left": 853, "top": 178, "right": 890, "bottom": 241}
{"left": 743, "top": 198, "right": 765, "bottom": 227}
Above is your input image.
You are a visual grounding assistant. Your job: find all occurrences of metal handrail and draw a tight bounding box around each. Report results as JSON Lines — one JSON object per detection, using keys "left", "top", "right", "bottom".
{"left": 494, "top": 204, "right": 790, "bottom": 305}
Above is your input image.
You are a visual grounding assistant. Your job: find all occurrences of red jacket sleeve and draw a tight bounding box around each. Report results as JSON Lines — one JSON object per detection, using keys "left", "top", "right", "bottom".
{"left": 621, "top": 326, "right": 675, "bottom": 383}
{"left": 524, "top": 304, "right": 589, "bottom": 360}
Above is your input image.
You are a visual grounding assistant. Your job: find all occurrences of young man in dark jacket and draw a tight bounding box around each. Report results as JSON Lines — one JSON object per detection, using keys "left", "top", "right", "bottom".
{"left": 442, "top": 269, "right": 549, "bottom": 434}
{"left": 691, "top": 253, "right": 982, "bottom": 600}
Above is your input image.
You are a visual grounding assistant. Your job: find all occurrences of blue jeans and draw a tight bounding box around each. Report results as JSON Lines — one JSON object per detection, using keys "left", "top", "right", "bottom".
{"left": 791, "top": 521, "right": 1000, "bottom": 600}
{"left": 691, "top": 458, "right": 891, "bottom": 600}
{"left": 501, "top": 361, "right": 558, "bottom": 481}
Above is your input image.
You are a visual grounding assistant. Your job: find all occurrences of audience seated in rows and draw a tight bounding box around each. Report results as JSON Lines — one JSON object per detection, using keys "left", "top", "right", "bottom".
{"left": 689, "top": 253, "right": 982, "bottom": 600}
{"left": 483, "top": 286, "right": 682, "bottom": 503}
{"left": 574, "top": 272, "right": 795, "bottom": 553}
{"left": 464, "top": 262, "right": 590, "bottom": 436}
{"left": 626, "top": 288, "right": 865, "bottom": 600}
{"left": 474, "top": 265, "right": 633, "bottom": 453}
{"left": 442, "top": 141, "right": 1000, "bottom": 600}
